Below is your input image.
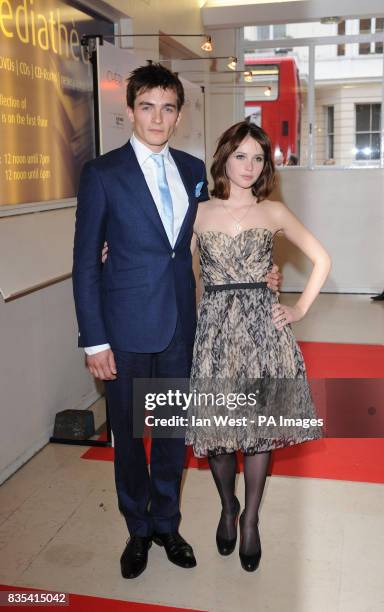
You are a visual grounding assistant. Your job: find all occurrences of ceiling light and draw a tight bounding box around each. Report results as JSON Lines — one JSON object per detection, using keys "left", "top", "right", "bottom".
{"left": 201, "top": 36, "right": 213, "bottom": 52}
{"left": 227, "top": 56, "right": 237, "bottom": 70}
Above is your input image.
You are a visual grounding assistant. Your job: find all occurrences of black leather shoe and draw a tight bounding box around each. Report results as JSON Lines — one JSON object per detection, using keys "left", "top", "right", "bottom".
{"left": 120, "top": 535, "right": 152, "bottom": 579}
{"left": 239, "top": 512, "right": 262, "bottom": 572}
{"left": 152, "top": 531, "right": 196, "bottom": 568}
{"left": 216, "top": 496, "right": 240, "bottom": 556}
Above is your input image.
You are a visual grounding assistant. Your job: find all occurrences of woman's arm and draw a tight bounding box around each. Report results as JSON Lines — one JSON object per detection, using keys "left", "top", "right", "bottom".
{"left": 190, "top": 200, "right": 209, "bottom": 255}
{"left": 190, "top": 232, "right": 198, "bottom": 256}
{"left": 270, "top": 201, "right": 331, "bottom": 329}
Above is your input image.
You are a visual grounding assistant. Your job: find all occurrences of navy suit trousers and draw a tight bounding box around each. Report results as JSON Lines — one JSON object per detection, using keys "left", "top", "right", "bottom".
{"left": 105, "top": 319, "right": 193, "bottom": 537}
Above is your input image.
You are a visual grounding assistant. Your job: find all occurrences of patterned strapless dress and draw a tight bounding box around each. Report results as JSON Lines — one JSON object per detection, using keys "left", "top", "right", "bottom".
{"left": 185, "top": 228, "right": 322, "bottom": 457}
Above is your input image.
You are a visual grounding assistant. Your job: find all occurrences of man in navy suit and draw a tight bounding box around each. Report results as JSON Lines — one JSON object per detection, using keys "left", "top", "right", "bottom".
{"left": 73, "top": 64, "right": 208, "bottom": 579}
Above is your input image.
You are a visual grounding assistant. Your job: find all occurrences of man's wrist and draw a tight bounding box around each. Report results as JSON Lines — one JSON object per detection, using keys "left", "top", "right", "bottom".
{"left": 84, "top": 343, "right": 111, "bottom": 356}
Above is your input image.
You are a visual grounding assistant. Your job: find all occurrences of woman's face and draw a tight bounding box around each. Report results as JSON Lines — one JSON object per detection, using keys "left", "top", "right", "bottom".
{"left": 225, "top": 135, "right": 265, "bottom": 191}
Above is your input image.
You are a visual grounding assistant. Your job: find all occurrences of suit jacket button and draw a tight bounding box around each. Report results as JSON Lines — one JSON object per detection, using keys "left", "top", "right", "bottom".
{"left": 171, "top": 252, "right": 175, "bottom": 258}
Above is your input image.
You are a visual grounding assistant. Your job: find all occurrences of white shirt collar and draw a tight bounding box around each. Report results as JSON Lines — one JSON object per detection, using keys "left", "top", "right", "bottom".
{"left": 130, "top": 132, "right": 171, "bottom": 166}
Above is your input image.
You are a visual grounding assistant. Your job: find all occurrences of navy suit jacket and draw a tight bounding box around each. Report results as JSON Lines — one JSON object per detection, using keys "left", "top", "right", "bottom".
{"left": 72, "top": 141, "right": 208, "bottom": 353}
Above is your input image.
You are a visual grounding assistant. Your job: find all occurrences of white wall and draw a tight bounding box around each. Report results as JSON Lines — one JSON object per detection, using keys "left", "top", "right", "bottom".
{"left": 0, "top": 279, "right": 100, "bottom": 484}
{"left": 273, "top": 168, "right": 384, "bottom": 293}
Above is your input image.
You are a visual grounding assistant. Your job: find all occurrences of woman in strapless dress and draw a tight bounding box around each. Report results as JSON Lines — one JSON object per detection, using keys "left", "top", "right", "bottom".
{"left": 185, "top": 121, "right": 331, "bottom": 572}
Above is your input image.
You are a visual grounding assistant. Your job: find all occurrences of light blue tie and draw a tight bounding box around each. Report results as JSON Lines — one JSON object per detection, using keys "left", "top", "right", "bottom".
{"left": 151, "top": 153, "right": 174, "bottom": 244}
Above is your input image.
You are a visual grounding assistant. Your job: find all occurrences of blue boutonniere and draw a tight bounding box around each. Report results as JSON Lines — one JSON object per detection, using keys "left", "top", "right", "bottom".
{"left": 195, "top": 181, "right": 204, "bottom": 198}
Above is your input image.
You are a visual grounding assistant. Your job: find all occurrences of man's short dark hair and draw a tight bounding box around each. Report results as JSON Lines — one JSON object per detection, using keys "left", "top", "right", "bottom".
{"left": 126, "top": 63, "right": 185, "bottom": 111}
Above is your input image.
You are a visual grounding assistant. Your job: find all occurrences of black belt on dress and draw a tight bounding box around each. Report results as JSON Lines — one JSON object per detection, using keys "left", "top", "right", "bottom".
{"left": 204, "top": 282, "right": 268, "bottom": 292}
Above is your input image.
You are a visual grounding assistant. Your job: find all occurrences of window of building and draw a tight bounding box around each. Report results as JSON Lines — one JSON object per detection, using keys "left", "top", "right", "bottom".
{"left": 355, "top": 103, "right": 381, "bottom": 160}
{"left": 273, "top": 25, "right": 287, "bottom": 39}
{"left": 244, "top": 25, "right": 287, "bottom": 42}
{"left": 359, "top": 19, "right": 372, "bottom": 54}
{"left": 337, "top": 20, "right": 345, "bottom": 56}
{"left": 376, "top": 18, "right": 384, "bottom": 54}
{"left": 359, "top": 18, "right": 383, "bottom": 54}
{"left": 325, "top": 106, "right": 335, "bottom": 160}
{"left": 258, "top": 26, "right": 270, "bottom": 41}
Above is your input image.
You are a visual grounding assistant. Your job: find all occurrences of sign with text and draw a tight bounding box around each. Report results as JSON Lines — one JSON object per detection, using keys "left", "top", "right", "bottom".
{"left": 0, "top": 0, "right": 114, "bottom": 206}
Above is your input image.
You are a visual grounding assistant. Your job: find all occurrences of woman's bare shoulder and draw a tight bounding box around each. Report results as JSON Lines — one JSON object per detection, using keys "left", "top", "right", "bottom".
{"left": 260, "top": 198, "right": 289, "bottom": 219}
{"left": 199, "top": 197, "right": 222, "bottom": 206}
{"left": 197, "top": 198, "right": 211, "bottom": 210}
{"left": 259, "top": 198, "right": 286, "bottom": 210}
{"left": 197, "top": 198, "right": 221, "bottom": 216}
{"left": 196, "top": 199, "right": 209, "bottom": 220}
{"left": 195, "top": 198, "right": 221, "bottom": 232}
{"left": 195, "top": 199, "right": 209, "bottom": 231}
{"left": 255, "top": 198, "right": 290, "bottom": 233}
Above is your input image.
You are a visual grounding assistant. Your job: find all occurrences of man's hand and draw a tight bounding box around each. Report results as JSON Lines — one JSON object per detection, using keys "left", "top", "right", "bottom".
{"left": 265, "top": 264, "right": 282, "bottom": 293}
{"left": 86, "top": 349, "right": 117, "bottom": 380}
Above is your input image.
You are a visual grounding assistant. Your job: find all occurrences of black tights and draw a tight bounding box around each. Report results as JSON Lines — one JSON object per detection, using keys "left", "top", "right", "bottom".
{"left": 208, "top": 451, "right": 271, "bottom": 554}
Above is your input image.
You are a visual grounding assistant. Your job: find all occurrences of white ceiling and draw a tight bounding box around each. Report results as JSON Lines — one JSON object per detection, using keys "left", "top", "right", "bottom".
{"left": 202, "top": 0, "right": 384, "bottom": 28}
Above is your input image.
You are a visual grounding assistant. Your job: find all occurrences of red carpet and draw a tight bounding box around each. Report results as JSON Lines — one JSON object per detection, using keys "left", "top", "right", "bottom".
{"left": 299, "top": 341, "right": 384, "bottom": 378}
{"left": 81, "top": 342, "right": 384, "bottom": 484}
{"left": 0, "top": 585, "right": 206, "bottom": 611}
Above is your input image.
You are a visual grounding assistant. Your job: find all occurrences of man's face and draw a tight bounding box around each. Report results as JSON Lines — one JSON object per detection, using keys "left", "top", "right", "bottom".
{"left": 127, "top": 86, "right": 181, "bottom": 152}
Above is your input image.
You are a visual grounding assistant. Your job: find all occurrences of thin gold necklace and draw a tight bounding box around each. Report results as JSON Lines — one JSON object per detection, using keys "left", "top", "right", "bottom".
{"left": 222, "top": 199, "right": 255, "bottom": 233}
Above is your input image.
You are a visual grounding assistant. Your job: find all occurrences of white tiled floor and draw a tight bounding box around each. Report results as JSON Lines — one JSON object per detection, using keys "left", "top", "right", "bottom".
{"left": 0, "top": 295, "right": 383, "bottom": 612}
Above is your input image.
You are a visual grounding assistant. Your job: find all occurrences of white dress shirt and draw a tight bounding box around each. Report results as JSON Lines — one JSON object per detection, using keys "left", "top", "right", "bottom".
{"left": 84, "top": 133, "right": 189, "bottom": 356}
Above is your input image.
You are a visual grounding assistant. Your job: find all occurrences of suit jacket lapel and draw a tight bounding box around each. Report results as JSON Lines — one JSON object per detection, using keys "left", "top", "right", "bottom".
{"left": 122, "top": 141, "right": 171, "bottom": 247}
{"left": 170, "top": 148, "right": 196, "bottom": 249}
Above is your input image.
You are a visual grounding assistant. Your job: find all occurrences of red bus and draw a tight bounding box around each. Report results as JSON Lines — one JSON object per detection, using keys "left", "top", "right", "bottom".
{"left": 244, "top": 56, "right": 301, "bottom": 164}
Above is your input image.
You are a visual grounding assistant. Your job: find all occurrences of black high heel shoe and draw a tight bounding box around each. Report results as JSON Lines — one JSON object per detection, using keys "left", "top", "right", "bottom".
{"left": 239, "top": 512, "right": 262, "bottom": 572}
{"left": 216, "top": 496, "right": 241, "bottom": 556}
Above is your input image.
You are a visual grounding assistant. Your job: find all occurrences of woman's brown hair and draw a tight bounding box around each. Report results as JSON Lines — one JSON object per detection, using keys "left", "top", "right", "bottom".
{"left": 210, "top": 120, "right": 276, "bottom": 201}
